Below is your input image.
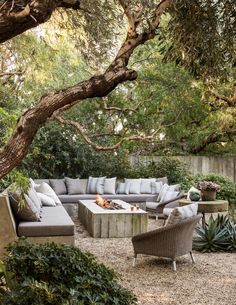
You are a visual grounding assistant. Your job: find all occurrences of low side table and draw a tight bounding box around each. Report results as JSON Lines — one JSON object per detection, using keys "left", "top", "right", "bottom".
{"left": 179, "top": 199, "right": 229, "bottom": 224}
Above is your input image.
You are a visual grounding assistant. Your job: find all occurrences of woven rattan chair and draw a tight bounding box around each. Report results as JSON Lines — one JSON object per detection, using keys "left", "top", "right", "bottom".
{"left": 132, "top": 213, "right": 202, "bottom": 271}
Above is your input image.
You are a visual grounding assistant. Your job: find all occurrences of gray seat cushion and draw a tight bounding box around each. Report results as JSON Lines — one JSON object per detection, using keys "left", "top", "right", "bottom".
{"left": 18, "top": 206, "right": 74, "bottom": 237}
{"left": 59, "top": 194, "right": 158, "bottom": 203}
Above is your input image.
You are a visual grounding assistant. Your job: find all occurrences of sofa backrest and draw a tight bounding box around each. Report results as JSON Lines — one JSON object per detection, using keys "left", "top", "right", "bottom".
{"left": 0, "top": 191, "right": 18, "bottom": 257}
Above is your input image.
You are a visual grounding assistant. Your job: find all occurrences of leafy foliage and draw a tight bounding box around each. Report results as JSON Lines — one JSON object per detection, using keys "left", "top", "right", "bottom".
{"left": 0, "top": 239, "right": 137, "bottom": 305}
{"left": 165, "top": 0, "right": 236, "bottom": 78}
{"left": 193, "top": 215, "right": 236, "bottom": 252}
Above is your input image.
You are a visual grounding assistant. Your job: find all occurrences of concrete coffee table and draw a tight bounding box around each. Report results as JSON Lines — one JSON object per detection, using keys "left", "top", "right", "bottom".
{"left": 78, "top": 199, "right": 148, "bottom": 238}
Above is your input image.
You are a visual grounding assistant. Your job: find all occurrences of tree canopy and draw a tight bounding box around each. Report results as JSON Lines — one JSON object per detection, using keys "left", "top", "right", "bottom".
{"left": 0, "top": 0, "right": 235, "bottom": 178}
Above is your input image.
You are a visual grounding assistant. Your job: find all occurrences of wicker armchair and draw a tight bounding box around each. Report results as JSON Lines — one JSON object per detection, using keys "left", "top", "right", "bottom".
{"left": 132, "top": 213, "right": 202, "bottom": 271}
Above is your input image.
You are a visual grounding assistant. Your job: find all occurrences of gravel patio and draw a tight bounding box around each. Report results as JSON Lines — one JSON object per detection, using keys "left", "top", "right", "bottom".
{"left": 75, "top": 219, "right": 236, "bottom": 305}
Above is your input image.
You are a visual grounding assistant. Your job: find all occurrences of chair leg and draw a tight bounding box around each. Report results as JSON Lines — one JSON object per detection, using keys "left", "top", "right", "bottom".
{"left": 132, "top": 254, "right": 137, "bottom": 267}
{"left": 190, "top": 251, "right": 195, "bottom": 264}
{"left": 172, "top": 260, "right": 177, "bottom": 272}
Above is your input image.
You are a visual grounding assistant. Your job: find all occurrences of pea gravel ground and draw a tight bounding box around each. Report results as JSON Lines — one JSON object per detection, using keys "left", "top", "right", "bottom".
{"left": 75, "top": 219, "right": 236, "bottom": 305}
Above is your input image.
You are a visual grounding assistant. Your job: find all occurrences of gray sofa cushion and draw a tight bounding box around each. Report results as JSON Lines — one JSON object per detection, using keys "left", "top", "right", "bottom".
{"left": 49, "top": 179, "right": 67, "bottom": 195}
{"left": 18, "top": 206, "right": 74, "bottom": 237}
{"left": 9, "top": 191, "right": 40, "bottom": 222}
{"left": 59, "top": 194, "right": 158, "bottom": 203}
{"left": 65, "top": 177, "right": 86, "bottom": 195}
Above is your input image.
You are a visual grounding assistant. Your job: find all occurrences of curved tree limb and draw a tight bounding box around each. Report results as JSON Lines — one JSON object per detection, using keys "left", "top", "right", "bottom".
{"left": 54, "top": 114, "right": 162, "bottom": 151}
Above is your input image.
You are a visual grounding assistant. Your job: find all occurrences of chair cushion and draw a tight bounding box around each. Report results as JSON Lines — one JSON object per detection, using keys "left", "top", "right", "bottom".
{"left": 166, "top": 203, "right": 198, "bottom": 226}
{"left": 159, "top": 190, "right": 179, "bottom": 204}
{"left": 146, "top": 201, "right": 162, "bottom": 210}
{"left": 18, "top": 206, "right": 74, "bottom": 237}
{"left": 157, "top": 183, "right": 169, "bottom": 202}
{"left": 104, "top": 177, "right": 116, "bottom": 194}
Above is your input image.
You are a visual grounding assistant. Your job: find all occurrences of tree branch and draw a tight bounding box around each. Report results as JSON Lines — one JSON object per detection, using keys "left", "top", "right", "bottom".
{"left": 102, "top": 97, "right": 140, "bottom": 113}
{"left": 208, "top": 87, "right": 236, "bottom": 107}
{"left": 54, "top": 114, "right": 162, "bottom": 151}
{"left": 0, "top": 0, "right": 81, "bottom": 43}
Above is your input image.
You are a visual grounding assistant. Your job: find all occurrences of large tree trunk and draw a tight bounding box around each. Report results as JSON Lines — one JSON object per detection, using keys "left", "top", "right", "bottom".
{"left": 0, "top": 0, "right": 80, "bottom": 43}
{"left": 0, "top": 0, "right": 172, "bottom": 178}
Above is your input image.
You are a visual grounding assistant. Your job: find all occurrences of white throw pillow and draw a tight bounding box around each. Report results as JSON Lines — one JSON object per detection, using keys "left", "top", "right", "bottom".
{"left": 159, "top": 190, "right": 179, "bottom": 204}
{"left": 125, "top": 179, "right": 141, "bottom": 194}
{"left": 28, "top": 187, "right": 42, "bottom": 211}
{"left": 157, "top": 183, "right": 169, "bottom": 202}
{"left": 36, "top": 192, "right": 56, "bottom": 207}
{"left": 116, "top": 182, "right": 130, "bottom": 194}
{"left": 166, "top": 203, "right": 198, "bottom": 226}
{"left": 151, "top": 181, "right": 163, "bottom": 194}
{"left": 29, "top": 178, "right": 40, "bottom": 188}
{"left": 35, "top": 182, "right": 61, "bottom": 204}
{"left": 104, "top": 177, "right": 116, "bottom": 194}
{"left": 140, "top": 178, "right": 156, "bottom": 194}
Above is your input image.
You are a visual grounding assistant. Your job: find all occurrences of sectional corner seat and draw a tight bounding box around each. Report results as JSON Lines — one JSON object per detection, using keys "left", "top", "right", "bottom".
{"left": 0, "top": 190, "right": 75, "bottom": 257}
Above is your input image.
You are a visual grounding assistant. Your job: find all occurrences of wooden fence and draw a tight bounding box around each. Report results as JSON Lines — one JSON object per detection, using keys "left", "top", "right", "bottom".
{"left": 128, "top": 155, "right": 236, "bottom": 182}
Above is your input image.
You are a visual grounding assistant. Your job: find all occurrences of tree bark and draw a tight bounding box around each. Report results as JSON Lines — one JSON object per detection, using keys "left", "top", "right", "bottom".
{"left": 0, "top": 0, "right": 80, "bottom": 43}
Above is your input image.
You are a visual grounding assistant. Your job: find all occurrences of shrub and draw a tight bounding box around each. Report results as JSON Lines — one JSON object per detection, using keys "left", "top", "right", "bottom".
{"left": 194, "top": 173, "right": 236, "bottom": 207}
{"left": 140, "top": 156, "right": 192, "bottom": 184}
{"left": 193, "top": 215, "right": 236, "bottom": 252}
{"left": 0, "top": 239, "right": 137, "bottom": 305}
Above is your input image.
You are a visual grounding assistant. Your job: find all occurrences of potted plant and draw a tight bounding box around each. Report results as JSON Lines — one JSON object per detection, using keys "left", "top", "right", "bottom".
{"left": 197, "top": 181, "right": 221, "bottom": 201}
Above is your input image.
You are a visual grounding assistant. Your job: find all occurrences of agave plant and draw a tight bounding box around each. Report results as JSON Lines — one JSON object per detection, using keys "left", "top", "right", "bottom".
{"left": 193, "top": 215, "right": 236, "bottom": 252}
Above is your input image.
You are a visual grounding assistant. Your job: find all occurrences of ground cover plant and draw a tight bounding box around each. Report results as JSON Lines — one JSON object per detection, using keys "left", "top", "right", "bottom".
{"left": 0, "top": 239, "right": 137, "bottom": 305}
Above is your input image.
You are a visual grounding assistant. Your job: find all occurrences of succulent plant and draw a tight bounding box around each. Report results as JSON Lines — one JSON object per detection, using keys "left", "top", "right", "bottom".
{"left": 193, "top": 215, "right": 236, "bottom": 252}
{"left": 197, "top": 181, "right": 221, "bottom": 192}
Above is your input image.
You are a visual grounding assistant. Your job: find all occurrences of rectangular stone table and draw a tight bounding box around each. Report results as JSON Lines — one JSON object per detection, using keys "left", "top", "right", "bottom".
{"left": 78, "top": 199, "right": 148, "bottom": 238}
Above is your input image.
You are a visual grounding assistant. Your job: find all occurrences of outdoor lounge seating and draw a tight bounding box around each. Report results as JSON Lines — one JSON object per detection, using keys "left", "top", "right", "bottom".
{"left": 132, "top": 213, "right": 202, "bottom": 271}
{"left": 0, "top": 191, "right": 75, "bottom": 257}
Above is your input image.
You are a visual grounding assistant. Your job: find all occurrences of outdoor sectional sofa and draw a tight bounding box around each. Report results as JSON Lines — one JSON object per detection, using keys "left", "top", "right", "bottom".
{"left": 0, "top": 176, "right": 183, "bottom": 257}
{"left": 34, "top": 176, "right": 180, "bottom": 217}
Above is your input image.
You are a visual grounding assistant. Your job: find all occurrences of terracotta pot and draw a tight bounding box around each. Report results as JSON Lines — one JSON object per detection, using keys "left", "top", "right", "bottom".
{"left": 201, "top": 190, "right": 216, "bottom": 201}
